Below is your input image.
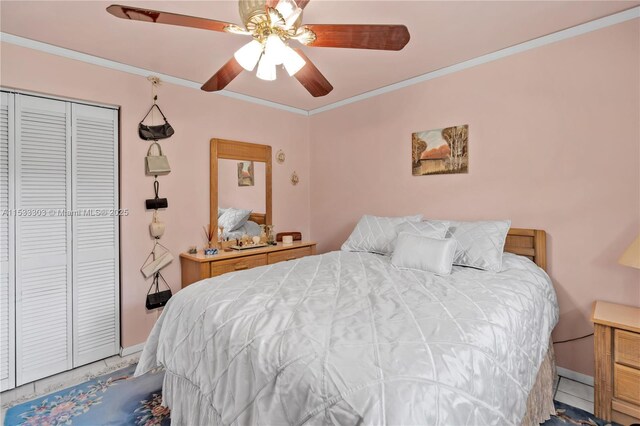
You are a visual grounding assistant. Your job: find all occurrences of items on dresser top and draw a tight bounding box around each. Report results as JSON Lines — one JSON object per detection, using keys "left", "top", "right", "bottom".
{"left": 276, "top": 232, "right": 302, "bottom": 242}
{"left": 592, "top": 301, "right": 640, "bottom": 425}
{"left": 180, "top": 241, "right": 317, "bottom": 287}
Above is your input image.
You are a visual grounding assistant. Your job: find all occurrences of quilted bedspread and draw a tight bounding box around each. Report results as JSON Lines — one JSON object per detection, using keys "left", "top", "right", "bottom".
{"left": 136, "top": 251, "right": 558, "bottom": 425}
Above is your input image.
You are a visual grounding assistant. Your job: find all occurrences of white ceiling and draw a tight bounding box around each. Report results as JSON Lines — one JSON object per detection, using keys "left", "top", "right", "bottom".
{"left": 1, "top": 1, "right": 638, "bottom": 110}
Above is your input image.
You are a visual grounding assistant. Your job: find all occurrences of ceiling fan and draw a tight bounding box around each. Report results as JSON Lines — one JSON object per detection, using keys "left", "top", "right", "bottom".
{"left": 107, "top": 1, "right": 410, "bottom": 97}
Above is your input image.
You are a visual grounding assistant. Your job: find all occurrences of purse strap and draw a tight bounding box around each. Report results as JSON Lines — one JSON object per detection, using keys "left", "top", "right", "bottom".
{"left": 147, "top": 142, "right": 163, "bottom": 157}
{"left": 140, "top": 103, "right": 169, "bottom": 124}
{"left": 147, "top": 272, "right": 171, "bottom": 295}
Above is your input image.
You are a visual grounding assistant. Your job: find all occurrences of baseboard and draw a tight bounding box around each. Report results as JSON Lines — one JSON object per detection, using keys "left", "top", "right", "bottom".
{"left": 120, "top": 342, "right": 146, "bottom": 357}
{"left": 557, "top": 366, "right": 594, "bottom": 386}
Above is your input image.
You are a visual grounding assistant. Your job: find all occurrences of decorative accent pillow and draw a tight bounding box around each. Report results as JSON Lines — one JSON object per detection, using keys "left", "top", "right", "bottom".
{"left": 391, "top": 233, "right": 457, "bottom": 275}
{"left": 217, "top": 207, "right": 227, "bottom": 218}
{"left": 341, "top": 214, "right": 423, "bottom": 255}
{"left": 218, "top": 208, "right": 252, "bottom": 232}
{"left": 426, "top": 219, "right": 511, "bottom": 271}
{"left": 395, "top": 221, "right": 449, "bottom": 240}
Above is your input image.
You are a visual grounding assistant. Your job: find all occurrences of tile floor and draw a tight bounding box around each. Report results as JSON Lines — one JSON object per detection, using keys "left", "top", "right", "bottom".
{"left": 1, "top": 363, "right": 594, "bottom": 424}
{"left": 554, "top": 375, "right": 595, "bottom": 414}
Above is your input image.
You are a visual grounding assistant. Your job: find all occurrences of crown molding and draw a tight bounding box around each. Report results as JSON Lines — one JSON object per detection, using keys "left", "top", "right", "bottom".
{"left": 0, "top": 32, "right": 310, "bottom": 116}
{"left": 1, "top": 5, "right": 638, "bottom": 117}
{"left": 308, "top": 6, "right": 640, "bottom": 115}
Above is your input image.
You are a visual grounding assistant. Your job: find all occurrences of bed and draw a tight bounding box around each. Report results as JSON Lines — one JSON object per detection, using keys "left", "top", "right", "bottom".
{"left": 136, "top": 228, "right": 558, "bottom": 425}
{"left": 219, "top": 212, "right": 267, "bottom": 239}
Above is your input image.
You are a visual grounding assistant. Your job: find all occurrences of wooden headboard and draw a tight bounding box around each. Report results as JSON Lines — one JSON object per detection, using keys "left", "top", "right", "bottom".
{"left": 505, "top": 228, "right": 547, "bottom": 271}
{"left": 249, "top": 213, "right": 267, "bottom": 225}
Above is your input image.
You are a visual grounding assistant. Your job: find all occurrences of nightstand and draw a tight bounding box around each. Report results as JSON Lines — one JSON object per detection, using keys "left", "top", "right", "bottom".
{"left": 592, "top": 301, "right": 640, "bottom": 425}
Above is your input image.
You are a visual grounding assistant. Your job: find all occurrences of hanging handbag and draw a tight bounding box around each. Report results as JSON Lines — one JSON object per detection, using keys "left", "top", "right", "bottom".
{"left": 146, "top": 272, "right": 172, "bottom": 310}
{"left": 138, "top": 103, "right": 175, "bottom": 141}
{"left": 145, "top": 142, "right": 171, "bottom": 176}
{"left": 149, "top": 211, "right": 166, "bottom": 238}
{"left": 140, "top": 242, "right": 174, "bottom": 278}
{"left": 145, "top": 179, "right": 168, "bottom": 210}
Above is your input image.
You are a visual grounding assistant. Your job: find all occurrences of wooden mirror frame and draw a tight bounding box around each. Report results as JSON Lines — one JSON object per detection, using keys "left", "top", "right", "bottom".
{"left": 210, "top": 138, "right": 272, "bottom": 235}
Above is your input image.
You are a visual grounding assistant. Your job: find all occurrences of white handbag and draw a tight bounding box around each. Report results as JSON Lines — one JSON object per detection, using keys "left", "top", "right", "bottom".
{"left": 145, "top": 142, "right": 171, "bottom": 176}
{"left": 149, "top": 211, "right": 166, "bottom": 238}
{"left": 140, "top": 242, "right": 174, "bottom": 278}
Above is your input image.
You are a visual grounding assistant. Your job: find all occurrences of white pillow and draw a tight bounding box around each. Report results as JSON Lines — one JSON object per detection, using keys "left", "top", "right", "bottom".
{"left": 426, "top": 219, "right": 511, "bottom": 271}
{"left": 391, "top": 233, "right": 457, "bottom": 275}
{"left": 395, "top": 221, "right": 449, "bottom": 239}
{"left": 341, "top": 214, "right": 423, "bottom": 255}
{"left": 218, "top": 208, "right": 252, "bottom": 232}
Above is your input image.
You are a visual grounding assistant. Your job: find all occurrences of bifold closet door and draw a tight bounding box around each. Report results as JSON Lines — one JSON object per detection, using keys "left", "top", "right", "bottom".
{"left": 71, "top": 104, "right": 119, "bottom": 366}
{"left": 15, "top": 94, "right": 72, "bottom": 385}
{"left": 0, "top": 92, "right": 15, "bottom": 391}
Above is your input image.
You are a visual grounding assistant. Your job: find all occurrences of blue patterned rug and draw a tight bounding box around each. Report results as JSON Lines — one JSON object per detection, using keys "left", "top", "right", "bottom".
{"left": 4, "top": 365, "right": 617, "bottom": 426}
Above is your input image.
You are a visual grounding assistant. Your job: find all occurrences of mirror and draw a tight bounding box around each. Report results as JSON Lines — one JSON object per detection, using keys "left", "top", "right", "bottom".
{"left": 210, "top": 138, "right": 272, "bottom": 240}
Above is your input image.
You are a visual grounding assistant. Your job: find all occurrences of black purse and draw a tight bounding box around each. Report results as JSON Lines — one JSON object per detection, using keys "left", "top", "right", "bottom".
{"left": 145, "top": 179, "right": 168, "bottom": 210}
{"left": 139, "top": 103, "right": 175, "bottom": 141}
{"left": 146, "top": 272, "right": 172, "bottom": 310}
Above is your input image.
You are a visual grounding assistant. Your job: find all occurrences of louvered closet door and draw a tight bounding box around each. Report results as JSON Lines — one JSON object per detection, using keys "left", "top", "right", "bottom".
{"left": 0, "top": 92, "right": 15, "bottom": 391}
{"left": 71, "top": 104, "right": 119, "bottom": 366}
{"left": 15, "top": 95, "right": 72, "bottom": 385}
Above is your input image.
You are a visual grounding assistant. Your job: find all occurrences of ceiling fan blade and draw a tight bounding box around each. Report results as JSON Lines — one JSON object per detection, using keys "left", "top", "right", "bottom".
{"left": 201, "top": 57, "right": 244, "bottom": 92}
{"left": 293, "top": 49, "right": 333, "bottom": 97}
{"left": 304, "top": 24, "right": 410, "bottom": 50}
{"left": 106, "top": 4, "right": 235, "bottom": 32}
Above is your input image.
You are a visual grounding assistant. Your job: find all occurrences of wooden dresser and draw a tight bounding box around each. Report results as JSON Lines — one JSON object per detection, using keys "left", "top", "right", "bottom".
{"left": 592, "top": 301, "right": 640, "bottom": 425}
{"left": 180, "top": 241, "right": 317, "bottom": 288}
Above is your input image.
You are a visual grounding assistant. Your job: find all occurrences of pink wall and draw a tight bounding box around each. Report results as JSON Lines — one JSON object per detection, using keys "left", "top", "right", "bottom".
{"left": 2, "top": 19, "right": 638, "bottom": 376}
{"left": 309, "top": 20, "right": 640, "bottom": 376}
{"left": 218, "top": 160, "right": 267, "bottom": 213}
{"left": 0, "top": 42, "right": 311, "bottom": 348}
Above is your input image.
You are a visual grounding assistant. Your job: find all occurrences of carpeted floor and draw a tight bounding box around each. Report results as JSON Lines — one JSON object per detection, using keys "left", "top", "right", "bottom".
{"left": 4, "top": 365, "right": 618, "bottom": 426}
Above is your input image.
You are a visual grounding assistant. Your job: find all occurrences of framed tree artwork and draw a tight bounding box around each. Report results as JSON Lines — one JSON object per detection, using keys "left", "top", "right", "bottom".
{"left": 237, "top": 161, "right": 255, "bottom": 186}
{"left": 412, "top": 124, "right": 469, "bottom": 176}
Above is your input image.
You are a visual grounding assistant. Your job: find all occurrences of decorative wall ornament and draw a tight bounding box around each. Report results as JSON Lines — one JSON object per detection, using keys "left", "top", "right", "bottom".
{"left": 237, "top": 161, "right": 255, "bottom": 186}
{"left": 276, "top": 149, "right": 286, "bottom": 164}
{"left": 412, "top": 124, "right": 469, "bottom": 176}
{"left": 290, "top": 171, "right": 299, "bottom": 186}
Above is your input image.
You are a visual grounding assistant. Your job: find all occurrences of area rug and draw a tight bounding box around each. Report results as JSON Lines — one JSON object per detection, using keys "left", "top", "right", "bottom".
{"left": 4, "top": 365, "right": 617, "bottom": 426}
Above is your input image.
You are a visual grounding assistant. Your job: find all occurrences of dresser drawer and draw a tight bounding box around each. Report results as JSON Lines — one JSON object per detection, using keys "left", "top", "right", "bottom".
{"left": 268, "top": 246, "right": 312, "bottom": 265}
{"left": 211, "top": 254, "right": 267, "bottom": 277}
{"left": 615, "top": 329, "right": 640, "bottom": 369}
{"left": 614, "top": 363, "right": 640, "bottom": 406}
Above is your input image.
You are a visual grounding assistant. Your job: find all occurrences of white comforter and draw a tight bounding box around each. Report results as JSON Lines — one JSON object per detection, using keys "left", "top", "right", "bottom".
{"left": 137, "top": 251, "right": 558, "bottom": 426}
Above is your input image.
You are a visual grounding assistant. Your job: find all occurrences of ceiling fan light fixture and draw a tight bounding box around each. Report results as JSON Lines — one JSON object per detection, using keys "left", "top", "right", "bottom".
{"left": 275, "top": 0, "right": 302, "bottom": 29}
{"left": 234, "top": 39, "right": 264, "bottom": 71}
{"left": 224, "top": 23, "right": 251, "bottom": 35}
{"left": 256, "top": 56, "right": 277, "bottom": 81}
{"left": 264, "top": 34, "right": 288, "bottom": 65}
{"left": 282, "top": 47, "right": 306, "bottom": 76}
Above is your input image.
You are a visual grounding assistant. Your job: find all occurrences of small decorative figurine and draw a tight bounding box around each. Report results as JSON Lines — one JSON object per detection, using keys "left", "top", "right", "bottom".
{"left": 188, "top": 246, "right": 197, "bottom": 254}
{"left": 259, "top": 224, "right": 267, "bottom": 244}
